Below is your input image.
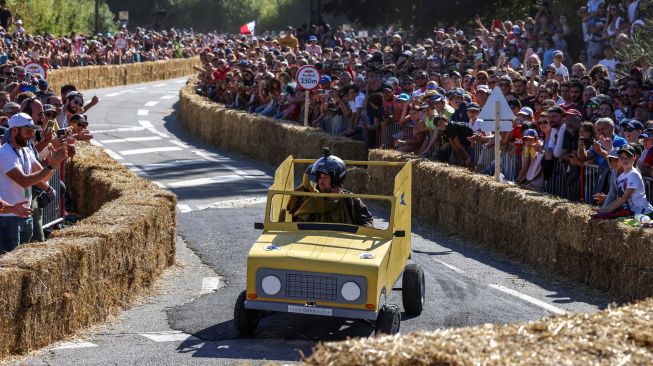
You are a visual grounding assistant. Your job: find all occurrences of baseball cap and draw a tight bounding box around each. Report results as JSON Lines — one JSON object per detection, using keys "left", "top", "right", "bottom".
{"left": 606, "top": 148, "right": 620, "bottom": 160}
{"left": 518, "top": 107, "right": 534, "bottom": 117}
{"left": 553, "top": 50, "right": 563, "bottom": 58}
{"left": 429, "top": 94, "right": 445, "bottom": 103}
{"left": 467, "top": 102, "right": 481, "bottom": 111}
{"left": 70, "top": 114, "right": 88, "bottom": 124}
{"left": 396, "top": 93, "right": 410, "bottom": 102}
{"left": 476, "top": 84, "right": 491, "bottom": 94}
{"left": 320, "top": 75, "right": 331, "bottom": 85}
{"left": 548, "top": 106, "right": 564, "bottom": 114}
{"left": 8, "top": 113, "right": 40, "bottom": 130}
{"left": 447, "top": 89, "right": 464, "bottom": 98}
{"left": 639, "top": 130, "right": 653, "bottom": 139}
{"left": 42, "top": 104, "right": 56, "bottom": 113}
{"left": 617, "top": 144, "right": 637, "bottom": 157}
{"left": 564, "top": 109, "right": 582, "bottom": 117}
{"left": 523, "top": 129, "right": 539, "bottom": 139}
{"left": 308, "top": 35, "right": 318, "bottom": 41}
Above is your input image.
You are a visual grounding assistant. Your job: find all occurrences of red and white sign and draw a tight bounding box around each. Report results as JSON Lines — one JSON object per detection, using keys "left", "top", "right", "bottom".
{"left": 24, "top": 62, "right": 47, "bottom": 79}
{"left": 295, "top": 65, "right": 320, "bottom": 91}
{"left": 115, "top": 38, "right": 128, "bottom": 50}
{"left": 240, "top": 20, "right": 256, "bottom": 35}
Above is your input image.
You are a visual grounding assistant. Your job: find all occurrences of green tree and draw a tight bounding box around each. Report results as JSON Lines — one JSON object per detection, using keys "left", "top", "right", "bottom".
{"left": 6, "top": 0, "right": 116, "bottom": 35}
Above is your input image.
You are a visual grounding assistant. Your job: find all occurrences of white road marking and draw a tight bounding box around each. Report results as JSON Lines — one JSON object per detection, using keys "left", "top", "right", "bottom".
{"left": 135, "top": 87, "right": 147, "bottom": 91}
{"left": 139, "top": 159, "right": 213, "bottom": 171}
{"left": 119, "top": 146, "right": 183, "bottom": 156}
{"left": 92, "top": 126, "right": 146, "bottom": 134}
{"left": 144, "top": 101, "right": 160, "bottom": 107}
{"left": 192, "top": 150, "right": 250, "bottom": 176}
{"left": 488, "top": 284, "right": 567, "bottom": 315}
{"left": 177, "top": 204, "right": 192, "bottom": 213}
{"left": 153, "top": 83, "right": 167, "bottom": 88}
{"left": 123, "top": 163, "right": 150, "bottom": 177}
{"left": 169, "top": 140, "right": 189, "bottom": 148}
{"left": 104, "top": 149, "right": 123, "bottom": 160}
{"left": 200, "top": 277, "right": 221, "bottom": 294}
{"left": 433, "top": 258, "right": 465, "bottom": 274}
{"left": 173, "top": 79, "right": 187, "bottom": 83}
{"left": 89, "top": 139, "right": 104, "bottom": 147}
{"left": 52, "top": 341, "right": 98, "bottom": 350}
{"left": 167, "top": 174, "right": 244, "bottom": 189}
{"left": 195, "top": 196, "right": 268, "bottom": 211}
{"left": 100, "top": 136, "right": 162, "bottom": 144}
{"left": 137, "top": 109, "right": 149, "bottom": 116}
{"left": 139, "top": 120, "right": 169, "bottom": 138}
{"left": 105, "top": 91, "right": 128, "bottom": 97}
{"left": 160, "top": 94, "right": 177, "bottom": 100}
{"left": 140, "top": 331, "right": 199, "bottom": 343}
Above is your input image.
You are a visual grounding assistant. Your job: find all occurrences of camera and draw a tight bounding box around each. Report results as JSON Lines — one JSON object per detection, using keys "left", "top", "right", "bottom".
{"left": 57, "top": 129, "right": 67, "bottom": 139}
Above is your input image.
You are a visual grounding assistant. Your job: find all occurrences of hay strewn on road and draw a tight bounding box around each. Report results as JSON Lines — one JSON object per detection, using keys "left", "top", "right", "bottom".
{"left": 304, "top": 297, "right": 653, "bottom": 365}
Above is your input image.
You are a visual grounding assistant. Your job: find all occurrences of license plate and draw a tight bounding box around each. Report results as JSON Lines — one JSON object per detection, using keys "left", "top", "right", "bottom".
{"left": 288, "top": 305, "right": 332, "bottom": 316}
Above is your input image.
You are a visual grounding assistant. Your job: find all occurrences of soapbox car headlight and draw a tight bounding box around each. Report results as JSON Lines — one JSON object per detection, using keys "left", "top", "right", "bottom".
{"left": 261, "top": 275, "right": 282, "bottom": 295}
{"left": 341, "top": 281, "right": 361, "bottom": 301}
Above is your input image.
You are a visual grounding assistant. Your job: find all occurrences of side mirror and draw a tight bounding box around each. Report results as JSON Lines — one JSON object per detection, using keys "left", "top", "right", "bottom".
{"left": 254, "top": 223, "right": 264, "bottom": 230}
{"left": 394, "top": 230, "right": 406, "bottom": 238}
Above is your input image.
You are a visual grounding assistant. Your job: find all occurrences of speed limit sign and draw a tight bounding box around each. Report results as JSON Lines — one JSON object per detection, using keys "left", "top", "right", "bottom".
{"left": 295, "top": 65, "right": 320, "bottom": 91}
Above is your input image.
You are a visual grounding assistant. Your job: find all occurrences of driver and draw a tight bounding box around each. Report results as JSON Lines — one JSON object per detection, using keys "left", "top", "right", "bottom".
{"left": 292, "top": 149, "right": 374, "bottom": 227}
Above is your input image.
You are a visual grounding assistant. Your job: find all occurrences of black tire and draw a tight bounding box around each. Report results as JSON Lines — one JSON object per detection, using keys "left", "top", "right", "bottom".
{"left": 234, "top": 291, "right": 261, "bottom": 336}
{"left": 375, "top": 304, "right": 401, "bottom": 335}
{"left": 402, "top": 262, "right": 425, "bottom": 316}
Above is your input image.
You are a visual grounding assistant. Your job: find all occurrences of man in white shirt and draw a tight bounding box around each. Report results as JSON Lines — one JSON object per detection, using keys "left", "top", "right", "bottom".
{"left": 551, "top": 50, "right": 569, "bottom": 81}
{"left": 304, "top": 35, "right": 322, "bottom": 55}
{"left": 598, "top": 45, "right": 619, "bottom": 84}
{"left": 0, "top": 113, "right": 67, "bottom": 253}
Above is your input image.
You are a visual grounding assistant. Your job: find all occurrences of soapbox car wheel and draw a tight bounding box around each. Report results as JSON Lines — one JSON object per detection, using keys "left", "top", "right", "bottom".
{"left": 375, "top": 304, "right": 401, "bottom": 335}
{"left": 234, "top": 291, "right": 262, "bottom": 336}
{"left": 402, "top": 262, "right": 425, "bottom": 316}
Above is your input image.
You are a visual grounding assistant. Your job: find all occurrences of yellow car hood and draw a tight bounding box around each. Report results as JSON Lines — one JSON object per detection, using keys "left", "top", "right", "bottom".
{"left": 250, "top": 231, "right": 391, "bottom": 268}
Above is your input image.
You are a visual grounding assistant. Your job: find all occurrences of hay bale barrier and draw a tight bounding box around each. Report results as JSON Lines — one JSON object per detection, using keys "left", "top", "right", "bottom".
{"left": 47, "top": 57, "right": 199, "bottom": 92}
{"left": 0, "top": 143, "right": 176, "bottom": 358}
{"left": 305, "top": 297, "right": 653, "bottom": 365}
{"left": 178, "top": 81, "right": 367, "bottom": 166}
{"left": 365, "top": 149, "right": 653, "bottom": 302}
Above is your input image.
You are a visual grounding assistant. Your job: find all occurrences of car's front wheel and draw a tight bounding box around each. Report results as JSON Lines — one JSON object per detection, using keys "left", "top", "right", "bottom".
{"left": 375, "top": 304, "right": 401, "bottom": 335}
{"left": 402, "top": 262, "right": 425, "bottom": 316}
{"left": 234, "top": 291, "right": 262, "bottom": 336}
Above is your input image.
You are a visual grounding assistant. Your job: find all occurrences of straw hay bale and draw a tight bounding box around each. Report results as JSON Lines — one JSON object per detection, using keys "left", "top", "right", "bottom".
{"left": 178, "top": 82, "right": 367, "bottom": 166}
{"left": 304, "top": 297, "right": 653, "bottom": 365}
{"left": 47, "top": 57, "right": 199, "bottom": 94}
{"left": 365, "top": 149, "right": 653, "bottom": 302}
{"left": 0, "top": 143, "right": 176, "bottom": 358}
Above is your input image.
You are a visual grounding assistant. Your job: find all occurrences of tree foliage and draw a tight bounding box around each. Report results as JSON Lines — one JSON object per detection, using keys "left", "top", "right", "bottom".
{"left": 6, "top": 0, "right": 116, "bottom": 35}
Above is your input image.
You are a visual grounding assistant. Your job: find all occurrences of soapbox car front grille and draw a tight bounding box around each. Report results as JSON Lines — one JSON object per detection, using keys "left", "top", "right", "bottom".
{"left": 286, "top": 273, "right": 338, "bottom": 301}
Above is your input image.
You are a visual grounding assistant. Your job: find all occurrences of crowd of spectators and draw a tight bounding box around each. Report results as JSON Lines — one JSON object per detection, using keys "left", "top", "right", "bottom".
{"left": 195, "top": 1, "right": 653, "bottom": 219}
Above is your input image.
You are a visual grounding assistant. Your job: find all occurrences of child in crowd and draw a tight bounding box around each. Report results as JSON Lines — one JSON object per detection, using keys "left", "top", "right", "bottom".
{"left": 595, "top": 145, "right": 653, "bottom": 218}
{"left": 517, "top": 129, "right": 545, "bottom": 191}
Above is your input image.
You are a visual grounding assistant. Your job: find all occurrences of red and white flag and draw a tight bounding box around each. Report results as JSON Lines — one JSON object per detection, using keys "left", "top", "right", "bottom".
{"left": 240, "top": 20, "right": 256, "bottom": 35}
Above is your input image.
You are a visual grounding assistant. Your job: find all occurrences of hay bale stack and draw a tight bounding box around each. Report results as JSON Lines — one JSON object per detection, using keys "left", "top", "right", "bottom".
{"left": 178, "top": 82, "right": 367, "bottom": 166}
{"left": 0, "top": 143, "right": 176, "bottom": 358}
{"left": 366, "top": 149, "right": 653, "bottom": 302}
{"left": 47, "top": 57, "right": 199, "bottom": 94}
{"left": 304, "top": 297, "right": 653, "bottom": 365}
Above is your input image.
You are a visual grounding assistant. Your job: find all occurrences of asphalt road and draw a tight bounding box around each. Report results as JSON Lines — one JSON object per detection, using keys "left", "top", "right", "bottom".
{"left": 12, "top": 78, "right": 612, "bottom": 366}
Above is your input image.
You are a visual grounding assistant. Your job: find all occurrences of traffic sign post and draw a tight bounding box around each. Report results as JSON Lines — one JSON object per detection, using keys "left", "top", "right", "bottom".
{"left": 478, "top": 86, "right": 516, "bottom": 182}
{"left": 295, "top": 65, "right": 320, "bottom": 127}
{"left": 24, "top": 62, "right": 47, "bottom": 79}
{"left": 115, "top": 38, "right": 128, "bottom": 65}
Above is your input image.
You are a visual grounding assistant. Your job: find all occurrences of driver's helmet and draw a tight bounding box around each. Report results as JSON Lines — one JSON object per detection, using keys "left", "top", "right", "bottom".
{"left": 311, "top": 148, "right": 347, "bottom": 188}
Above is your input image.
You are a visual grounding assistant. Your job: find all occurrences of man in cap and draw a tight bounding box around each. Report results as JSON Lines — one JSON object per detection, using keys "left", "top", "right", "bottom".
{"left": 550, "top": 50, "right": 569, "bottom": 81}
{"left": 475, "top": 84, "right": 491, "bottom": 107}
{"left": 448, "top": 88, "right": 469, "bottom": 123}
{"left": 305, "top": 35, "right": 322, "bottom": 55}
{"left": 0, "top": 113, "right": 68, "bottom": 253}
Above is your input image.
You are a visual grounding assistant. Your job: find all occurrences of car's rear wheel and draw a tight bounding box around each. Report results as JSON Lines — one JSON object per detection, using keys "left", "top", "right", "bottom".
{"left": 402, "top": 262, "right": 425, "bottom": 316}
{"left": 234, "top": 291, "right": 262, "bottom": 336}
{"left": 375, "top": 304, "right": 400, "bottom": 335}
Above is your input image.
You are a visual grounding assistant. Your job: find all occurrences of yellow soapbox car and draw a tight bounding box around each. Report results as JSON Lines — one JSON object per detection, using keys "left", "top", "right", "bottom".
{"left": 233, "top": 155, "right": 424, "bottom": 335}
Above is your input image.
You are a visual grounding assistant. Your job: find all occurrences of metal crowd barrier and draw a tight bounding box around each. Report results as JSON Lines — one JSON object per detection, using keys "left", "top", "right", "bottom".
{"left": 42, "top": 162, "right": 65, "bottom": 229}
